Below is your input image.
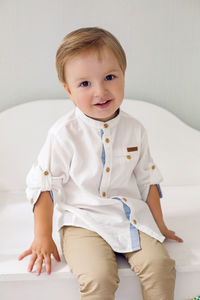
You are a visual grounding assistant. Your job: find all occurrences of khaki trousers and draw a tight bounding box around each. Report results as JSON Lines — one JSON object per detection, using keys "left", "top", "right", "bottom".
{"left": 60, "top": 226, "right": 176, "bottom": 300}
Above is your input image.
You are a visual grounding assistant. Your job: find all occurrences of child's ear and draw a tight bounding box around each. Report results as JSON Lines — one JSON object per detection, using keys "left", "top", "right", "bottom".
{"left": 62, "top": 82, "right": 72, "bottom": 98}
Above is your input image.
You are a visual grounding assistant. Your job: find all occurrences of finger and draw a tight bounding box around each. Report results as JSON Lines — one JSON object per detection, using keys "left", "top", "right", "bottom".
{"left": 18, "top": 249, "right": 32, "bottom": 261}
{"left": 28, "top": 253, "right": 37, "bottom": 272}
{"left": 53, "top": 249, "right": 61, "bottom": 262}
{"left": 170, "top": 232, "right": 183, "bottom": 243}
{"left": 36, "top": 255, "right": 44, "bottom": 276}
{"left": 44, "top": 255, "right": 51, "bottom": 275}
{"left": 175, "top": 235, "right": 184, "bottom": 243}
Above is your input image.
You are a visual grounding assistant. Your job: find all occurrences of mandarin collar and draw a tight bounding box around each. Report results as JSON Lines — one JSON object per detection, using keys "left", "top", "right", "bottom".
{"left": 75, "top": 107, "right": 121, "bottom": 129}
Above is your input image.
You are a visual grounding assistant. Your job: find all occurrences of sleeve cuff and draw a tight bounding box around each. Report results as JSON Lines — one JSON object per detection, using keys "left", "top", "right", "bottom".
{"left": 25, "top": 164, "right": 59, "bottom": 211}
{"left": 31, "top": 190, "right": 54, "bottom": 212}
{"left": 140, "top": 184, "right": 163, "bottom": 202}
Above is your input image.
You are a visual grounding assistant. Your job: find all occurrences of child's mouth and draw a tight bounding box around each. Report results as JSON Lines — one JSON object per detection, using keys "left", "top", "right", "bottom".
{"left": 94, "top": 100, "right": 112, "bottom": 109}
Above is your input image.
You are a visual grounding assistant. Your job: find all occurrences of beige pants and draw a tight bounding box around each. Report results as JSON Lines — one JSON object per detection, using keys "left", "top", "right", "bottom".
{"left": 60, "top": 226, "right": 176, "bottom": 300}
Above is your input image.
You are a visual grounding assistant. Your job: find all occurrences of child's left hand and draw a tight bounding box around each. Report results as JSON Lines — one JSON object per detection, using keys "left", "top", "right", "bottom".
{"left": 161, "top": 227, "right": 183, "bottom": 243}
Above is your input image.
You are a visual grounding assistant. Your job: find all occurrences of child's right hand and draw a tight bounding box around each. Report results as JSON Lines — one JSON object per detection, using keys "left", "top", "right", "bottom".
{"left": 18, "top": 236, "right": 61, "bottom": 276}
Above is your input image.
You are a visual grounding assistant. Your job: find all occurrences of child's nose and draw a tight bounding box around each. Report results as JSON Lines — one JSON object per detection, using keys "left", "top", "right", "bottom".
{"left": 94, "top": 82, "right": 107, "bottom": 98}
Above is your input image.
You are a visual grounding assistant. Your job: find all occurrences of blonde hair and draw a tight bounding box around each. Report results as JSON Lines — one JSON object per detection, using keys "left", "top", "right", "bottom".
{"left": 56, "top": 27, "right": 127, "bottom": 84}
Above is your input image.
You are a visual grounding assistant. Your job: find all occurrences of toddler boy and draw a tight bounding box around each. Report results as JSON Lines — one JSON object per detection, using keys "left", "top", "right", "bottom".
{"left": 19, "top": 27, "right": 183, "bottom": 300}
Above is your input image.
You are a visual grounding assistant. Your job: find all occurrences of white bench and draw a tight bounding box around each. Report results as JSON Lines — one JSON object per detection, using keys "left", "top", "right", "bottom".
{"left": 1, "top": 99, "right": 200, "bottom": 300}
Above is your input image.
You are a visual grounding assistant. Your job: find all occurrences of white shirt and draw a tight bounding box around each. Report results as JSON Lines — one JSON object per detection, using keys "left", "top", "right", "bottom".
{"left": 26, "top": 106, "right": 165, "bottom": 253}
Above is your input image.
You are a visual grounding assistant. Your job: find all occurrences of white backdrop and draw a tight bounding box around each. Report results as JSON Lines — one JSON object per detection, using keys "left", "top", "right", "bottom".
{"left": 0, "top": 0, "right": 200, "bottom": 130}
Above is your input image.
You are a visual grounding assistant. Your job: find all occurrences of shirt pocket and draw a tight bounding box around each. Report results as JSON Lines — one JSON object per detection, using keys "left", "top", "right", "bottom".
{"left": 112, "top": 146, "right": 139, "bottom": 170}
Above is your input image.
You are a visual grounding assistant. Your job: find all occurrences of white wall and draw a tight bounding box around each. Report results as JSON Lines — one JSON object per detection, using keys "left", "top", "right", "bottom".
{"left": 0, "top": 0, "right": 200, "bottom": 130}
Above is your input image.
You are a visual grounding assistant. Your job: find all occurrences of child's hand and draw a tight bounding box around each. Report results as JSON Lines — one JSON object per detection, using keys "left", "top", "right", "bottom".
{"left": 161, "top": 227, "right": 183, "bottom": 243}
{"left": 18, "top": 236, "right": 61, "bottom": 276}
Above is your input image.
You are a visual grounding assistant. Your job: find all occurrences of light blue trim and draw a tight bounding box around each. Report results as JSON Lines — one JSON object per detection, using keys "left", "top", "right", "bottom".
{"left": 113, "top": 197, "right": 141, "bottom": 251}
{"left": 156, "top": 184, "right": 163, "bottom": 198}
{"left": 50, "top": 190, "right": 54, "bottom": 201}
{"left": 121, "top": 201, "right": 140, "bottom": 251}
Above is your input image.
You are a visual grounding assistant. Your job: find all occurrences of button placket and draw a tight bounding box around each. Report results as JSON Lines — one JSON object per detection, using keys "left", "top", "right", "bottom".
{"left": 99, "top": 127, "right": 112, "bottom": 197}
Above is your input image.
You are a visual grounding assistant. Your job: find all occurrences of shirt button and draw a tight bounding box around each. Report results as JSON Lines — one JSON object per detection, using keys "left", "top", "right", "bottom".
{"left": 133, "top": 219, "right": 137, "bottom": 224}
{"left": 104, "top": 123, "right": 109, "bottom": 128}
{"left": 122, "top": 197, "right": 127, "bottom": 202}
{"left": 102, "top": 192, "right": 106, "bottom": 197}
{"left": 44, "top": 170, "right": 49, "bottom": 176}
{"left": 31, "top": 199, "right": 34, "bottom": 204}
{"left": 106, "top": 167, "right": 110, "bottom": 172}
{"left": 105, "top": 138, "right": 110, "bottom": 143}
{"left": 152, "top": 165, "right": 156, "bottom": 170}
{"left": 126, "top": 155, "right": 131, "bottom": 160}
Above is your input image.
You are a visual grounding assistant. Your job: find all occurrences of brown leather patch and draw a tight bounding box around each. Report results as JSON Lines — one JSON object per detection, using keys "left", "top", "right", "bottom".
{"left": 127, "top": 147, "right": 138, "bottom": 152}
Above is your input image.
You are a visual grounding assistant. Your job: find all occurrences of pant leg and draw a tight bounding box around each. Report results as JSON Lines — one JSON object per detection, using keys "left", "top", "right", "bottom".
{"left": 123, "top": 231, "right": 176, "bottom": 300}
{"left": 60, "top": 226, "right": 120, "bottom": 300}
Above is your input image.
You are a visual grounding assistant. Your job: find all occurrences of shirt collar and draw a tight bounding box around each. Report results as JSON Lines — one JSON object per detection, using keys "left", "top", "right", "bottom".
{"left": 75, "top": 107, "right": 121, "bottom": 129}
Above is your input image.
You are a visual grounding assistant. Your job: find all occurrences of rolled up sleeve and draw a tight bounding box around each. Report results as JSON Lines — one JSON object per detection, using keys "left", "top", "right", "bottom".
{"left": 134, "top": 127, "right": 163, "bottom": 202}
{"left": 26, "top": 129, "right": 71, "bottom": 209}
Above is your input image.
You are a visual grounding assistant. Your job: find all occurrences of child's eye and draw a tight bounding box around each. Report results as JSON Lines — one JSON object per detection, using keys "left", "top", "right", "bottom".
{"left": 80, "top": 81, "right": 90, "bottom": 87}
{"left": 105, "top": 74, "right": 115, "bottom": 81}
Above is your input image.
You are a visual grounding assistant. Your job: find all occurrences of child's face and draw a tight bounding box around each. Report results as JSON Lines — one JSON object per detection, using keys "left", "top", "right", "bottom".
{"left": 63, "top": 46, "right": 124, "bottom": 122}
